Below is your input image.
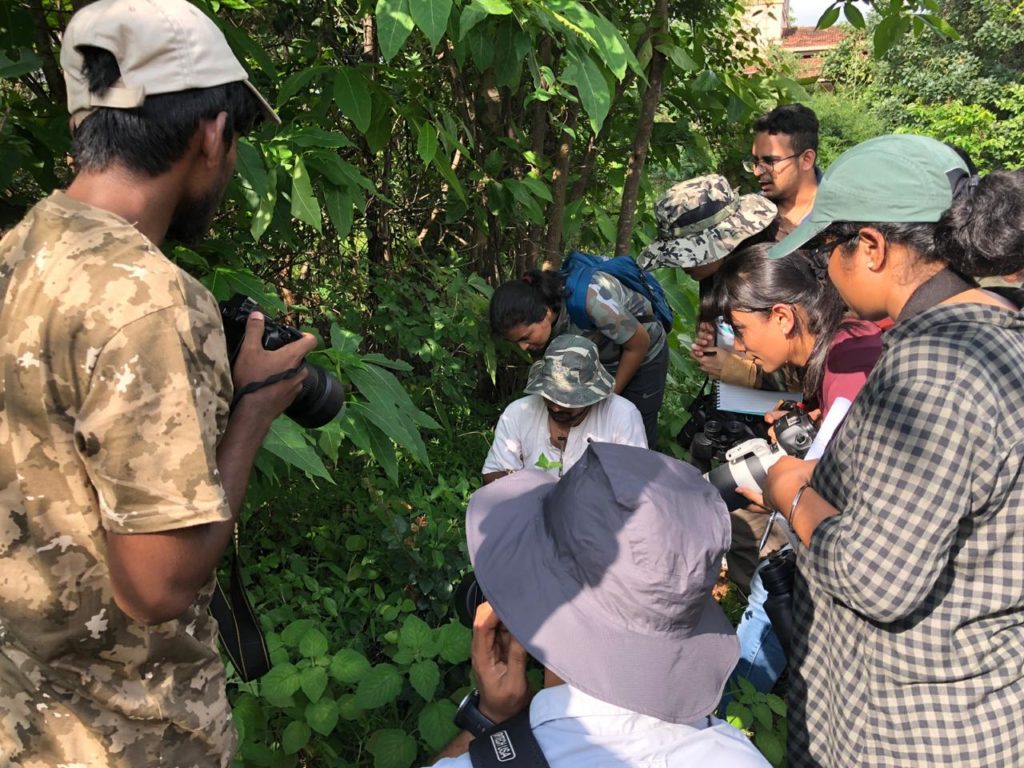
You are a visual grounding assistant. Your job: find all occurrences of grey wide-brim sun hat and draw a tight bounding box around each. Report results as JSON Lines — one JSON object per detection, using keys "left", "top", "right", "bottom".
{"left": 465, "top": 442, "right": 738, "bottom": 724}
{"left": 769, "top": 133, "right": 969, "bottom": 259}
{"left": 638, "top": 174, "right": 778, "bottom": 271}
{"left": 523, "top": 334, "right": 614, "bottom": 408}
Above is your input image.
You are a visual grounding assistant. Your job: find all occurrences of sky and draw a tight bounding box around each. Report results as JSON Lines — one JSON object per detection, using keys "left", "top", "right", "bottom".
{"left": 789, "top": 0, "right": 871, "bottom": 25}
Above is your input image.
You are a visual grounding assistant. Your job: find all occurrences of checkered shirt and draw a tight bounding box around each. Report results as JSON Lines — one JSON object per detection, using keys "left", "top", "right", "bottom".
{"left": 789, "top": 290, "right": 1024, "bottom": 766}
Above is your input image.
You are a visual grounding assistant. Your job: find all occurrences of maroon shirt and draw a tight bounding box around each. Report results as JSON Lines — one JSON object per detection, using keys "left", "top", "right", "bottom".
{"left": 820, "top": 320, "right": 884, "bottom": 419}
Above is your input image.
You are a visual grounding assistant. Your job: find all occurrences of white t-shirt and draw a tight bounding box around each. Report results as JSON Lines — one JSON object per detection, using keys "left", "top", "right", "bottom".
{"left": 481, "top": 394, "right": 646, "bottom": 477}
{"left": 431, "top": 685, "right": 770, "bottom": 768}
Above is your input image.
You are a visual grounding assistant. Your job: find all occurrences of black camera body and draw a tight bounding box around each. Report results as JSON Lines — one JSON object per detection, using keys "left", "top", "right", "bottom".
{"left": 219, "top": 294, "right": 345, "bottom": 429}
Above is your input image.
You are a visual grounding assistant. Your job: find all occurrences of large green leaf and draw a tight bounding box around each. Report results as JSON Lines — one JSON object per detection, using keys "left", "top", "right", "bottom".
{"left": 235, "top": 139, "right": 268, "bottom": 200}
{"left": 417, "top": 122, "right": 439, "bottom": 164}
{"left": 299, "top": 627, "right": 330, "bottom": 659}
{"left": 376, "top": 0, "right": 416, "bottom": 62}
{"left": 330, "top": 648, "right": 371, "bottom": 683}
{"left": 334, "top": 69, "right": 373, "bottom": 134}
{"left": 260, "top": 662, "right": 301, "bottom": 707}
{"left": 281, "top": 720, "right": 311, "bottom": 755}
{"left": 300, "top": 665, "right": 329, "bottom": 703}
{"left": 354, "top": 664, "right": 404, "bottom": 709}
{"left": 348, "top": 401, "right": 428, "bottom": 466}
{"left": 367, "top": 729, "right": 417, "bottom": 768}
{"left": 0, "top": 49, "right": 42, "bottom": 80}
{"left": 263, "top": 419, "right": 334, "bottom": 483}
{"left": 408, "top": 659, "right": 440, "bottom": 701}
{"left": 306, "top": 697, "right": 340, "bottom": 737}
{"left": 410, "top": 0, "right": 453, "bottom": 49}
{"left": 323, "top": 186, "right": 355, "bottom": 241}
{"left": 436, "top": 621, "right": 471, "bottom": 664}
{"left": 287, "top": 127, "right": 355, "bottom": 149}
{"left": 250, "top": 160, "right": 278, "bottom": 242}
{"left": 418, "top": 700, "right": 459, "bottom": 751}
{"left": 289, "top": 157, "right": 323, "bottom": 232}
{"left": 398, "top": 614, "right": 435, "bottom": 656}
{"left": 561, "top": 50, "right": 611, "bottom": 134}
{"left": 202, "top": 267, "right": 284, "bottom": 311}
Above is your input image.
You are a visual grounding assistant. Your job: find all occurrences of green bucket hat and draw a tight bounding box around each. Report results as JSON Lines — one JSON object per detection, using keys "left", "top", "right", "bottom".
{"left": 769, "top": 134, "right": 969, "bottom": 259}
{"left": 524, "top": 335, "right": 614, "bottom": 408}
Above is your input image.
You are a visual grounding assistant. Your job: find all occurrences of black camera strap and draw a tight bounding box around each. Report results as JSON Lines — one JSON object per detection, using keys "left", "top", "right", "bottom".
{"left": 230, "top": 363, "right": 307, "bottom": 411}
{"left": 469, "top": 709, "right": 551, "bottom": 768}
{"left": 898, "top": 269, "right": 974, "bottom": 322}
{"left": 209, "top": 526, "right": 271, "bottom": 682}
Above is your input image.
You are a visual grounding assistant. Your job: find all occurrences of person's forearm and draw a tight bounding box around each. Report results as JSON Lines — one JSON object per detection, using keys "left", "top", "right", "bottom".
{"left": 786, "top": 486, "right": 840, "bottom": 546}
{"left": 614, "top": 345, "right": 645, "bottom": 394}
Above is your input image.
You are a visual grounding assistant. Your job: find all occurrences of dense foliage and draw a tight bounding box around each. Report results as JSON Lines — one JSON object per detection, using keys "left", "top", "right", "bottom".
{"left": 816, "top": 0, "right": 1024, "bottom": 171}
{"left": 0, "top": 1, "right": 960, "bottom": 766}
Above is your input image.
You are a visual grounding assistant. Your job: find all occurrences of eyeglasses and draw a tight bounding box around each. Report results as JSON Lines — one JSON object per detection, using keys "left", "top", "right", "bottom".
{"left": 807, "top": 234, "right": 859, "bottom": 261}
{"left": 743, "top": 153, "right": 800, "bottom": 174}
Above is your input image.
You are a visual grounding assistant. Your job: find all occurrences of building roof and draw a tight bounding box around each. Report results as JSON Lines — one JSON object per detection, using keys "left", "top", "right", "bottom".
{"left": 781, "top": 25, "right": 847, "bottom": 51}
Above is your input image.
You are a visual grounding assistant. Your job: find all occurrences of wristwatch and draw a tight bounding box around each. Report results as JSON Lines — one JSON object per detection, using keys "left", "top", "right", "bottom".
{"left": 454, "top": 689, "right": 495, "bottom": 736}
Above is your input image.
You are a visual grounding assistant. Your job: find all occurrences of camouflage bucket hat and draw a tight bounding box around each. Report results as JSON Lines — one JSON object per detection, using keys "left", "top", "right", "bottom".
{"left": 524, "top": 335, "right": 614, "bottom": 408}
{"left": 637, "top": 174, "right": 778, "bottom": 271}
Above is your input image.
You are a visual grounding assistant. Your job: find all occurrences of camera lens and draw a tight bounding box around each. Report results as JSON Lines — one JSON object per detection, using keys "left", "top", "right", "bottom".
{"left": 454, "top": 573, "right": 486, "bottom": 628}
{"left": 285, "top": 363, "right": 346, "bottom": 429}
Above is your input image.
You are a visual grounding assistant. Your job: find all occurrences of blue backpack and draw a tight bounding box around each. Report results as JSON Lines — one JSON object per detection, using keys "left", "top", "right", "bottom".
{"left": 560, "top": 251, "right": 674, "bottom": 332}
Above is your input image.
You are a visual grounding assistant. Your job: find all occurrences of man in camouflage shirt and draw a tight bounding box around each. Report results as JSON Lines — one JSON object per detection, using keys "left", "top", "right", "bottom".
{"left": 0, "top": 1, "right": 314, "bottom": 766}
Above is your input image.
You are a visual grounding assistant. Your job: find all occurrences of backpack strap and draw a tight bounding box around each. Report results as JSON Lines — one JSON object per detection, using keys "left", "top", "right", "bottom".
{"left": 469, "top": 709, "right": 551, "bottom": 768}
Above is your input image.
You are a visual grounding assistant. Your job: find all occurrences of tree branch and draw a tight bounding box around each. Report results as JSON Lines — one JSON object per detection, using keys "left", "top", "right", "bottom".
{"left": 542, "top": 103, "right": 580, "bottom": 267}
{"left": 615, "top": 0, "right": 669, "bottom": 256}
{"left": 27, "top": 0, "right": 67, "bottom": 106}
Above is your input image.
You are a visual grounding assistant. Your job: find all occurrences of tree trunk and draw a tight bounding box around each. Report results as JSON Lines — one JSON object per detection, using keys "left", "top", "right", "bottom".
{"left": 27, "top": 0, "right": 66, "bottom": 106}
{"left": 524, "top": 35, "right": 553, "bottom": 274}
{"left": 542, "top": 104, "right": 580, "bottom": 268}
{"left": 615, "top": 0, "right": 669, "bottom": 256}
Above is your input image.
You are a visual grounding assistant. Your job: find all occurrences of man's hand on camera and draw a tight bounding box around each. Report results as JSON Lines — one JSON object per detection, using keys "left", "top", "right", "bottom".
{"left": 471, "top": 601, "right": 530, "bottom": 724}
{"left": 231, "top": 311, "right": 317, "bottom": 421}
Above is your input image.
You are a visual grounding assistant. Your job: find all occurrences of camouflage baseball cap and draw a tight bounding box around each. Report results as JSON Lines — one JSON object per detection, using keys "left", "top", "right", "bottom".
{"left": 638, "top": 174, "right": 778, "bottom": 271}
{"left": 524, "top": 335, "right": 614, "bottom": 408}
{"left": 61, "top": 0, "right": 279, "bottom": 129}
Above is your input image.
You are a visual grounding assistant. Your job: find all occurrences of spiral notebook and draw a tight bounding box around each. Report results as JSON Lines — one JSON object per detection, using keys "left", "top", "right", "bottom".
{"left": 715, "top": 382, "right": 801, "bottom": 415}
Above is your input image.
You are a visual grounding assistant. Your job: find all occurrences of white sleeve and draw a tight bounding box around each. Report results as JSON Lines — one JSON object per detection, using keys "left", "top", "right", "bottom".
{"left": 482, "top": 405, "right": 526, "bottom": 474}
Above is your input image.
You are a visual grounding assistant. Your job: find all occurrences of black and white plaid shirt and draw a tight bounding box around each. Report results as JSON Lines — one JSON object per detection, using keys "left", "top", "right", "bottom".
{"left": 789, "top": 291, "right": 1024, "bottom": 766}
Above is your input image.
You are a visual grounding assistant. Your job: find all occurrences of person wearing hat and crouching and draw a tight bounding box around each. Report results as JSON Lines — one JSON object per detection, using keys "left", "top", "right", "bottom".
{"left": 0, "top": 1, "right": 316, "bottom": 766}
{"left": 432, "top": 443, "right": 770, "bottom": 766}
{"left": 482, "top": 335, "right": 646, "bottom": 483}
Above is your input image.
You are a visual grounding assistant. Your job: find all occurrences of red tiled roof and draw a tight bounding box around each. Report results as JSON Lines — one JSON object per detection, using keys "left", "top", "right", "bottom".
{"left": 781, "top": 25, "right": 847, "bottom": 50}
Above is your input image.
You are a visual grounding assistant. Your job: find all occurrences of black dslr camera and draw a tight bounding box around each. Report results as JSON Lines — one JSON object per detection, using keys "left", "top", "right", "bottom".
{"left": 219, "top": 294, "right": 345, "bottom": 429}
{"left": 703, "top": 409, "right": 817, "bottom": 512}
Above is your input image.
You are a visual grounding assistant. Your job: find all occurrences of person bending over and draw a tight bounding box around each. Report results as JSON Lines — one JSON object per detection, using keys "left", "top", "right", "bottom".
{"left": 482, "top": 335, "right": 646, "bottom": 483}
{"left": 490, "top": 268, "right": 667, "bottom": 448}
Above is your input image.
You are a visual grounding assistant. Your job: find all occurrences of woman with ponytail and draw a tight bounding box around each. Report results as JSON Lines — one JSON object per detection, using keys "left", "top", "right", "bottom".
{"left": 489, "top": 268, "right": 668, "bottom": 447}
{"left": 705, "top": 244, "right": 882, "bottom": 710}
{"left": 754, "top": 135, "right": 1024, "bottom": 766}
{"left": 704, "top": 244, "right": 882, "bottom": 420}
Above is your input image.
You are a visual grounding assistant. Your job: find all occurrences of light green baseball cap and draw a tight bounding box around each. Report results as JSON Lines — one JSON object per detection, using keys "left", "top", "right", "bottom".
{"left": 769, "top": 134, "right": 969, "bottom": 259}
